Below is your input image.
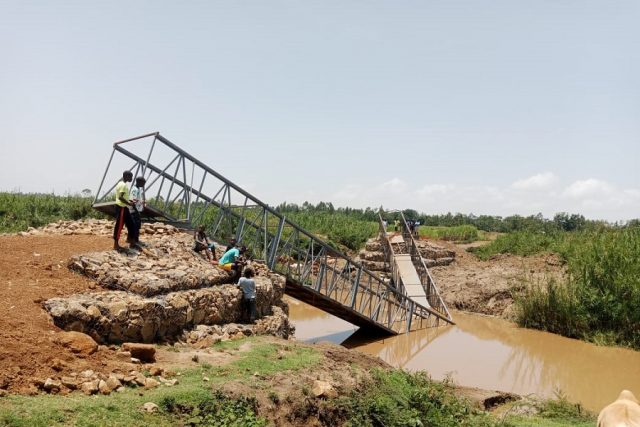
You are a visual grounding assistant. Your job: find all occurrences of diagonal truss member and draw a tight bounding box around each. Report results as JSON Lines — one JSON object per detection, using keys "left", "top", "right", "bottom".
{"left": 94, "top": 132, "right": 453, "bottom": 334}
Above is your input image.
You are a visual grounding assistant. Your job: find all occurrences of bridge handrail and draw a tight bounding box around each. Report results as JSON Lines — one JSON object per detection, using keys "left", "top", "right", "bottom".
{"left": 379, "top": 210, "right": 453, "bottom": 323}
{"left": 94, "top": 132, "right": 443, "bottom": 333}
{"left": 377, "top": 213, "right": 452, "bottom": 324}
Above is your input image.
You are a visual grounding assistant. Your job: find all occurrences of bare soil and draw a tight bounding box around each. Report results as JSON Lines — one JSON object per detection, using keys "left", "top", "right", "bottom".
{"left": 0, "top": 234, "right": 135, "bottom": 393}
{"left": 427, "top": 238, "right": 565, "bottom": 319}
{"left": 0, "top": 230, "right": 537, "bottom": 420}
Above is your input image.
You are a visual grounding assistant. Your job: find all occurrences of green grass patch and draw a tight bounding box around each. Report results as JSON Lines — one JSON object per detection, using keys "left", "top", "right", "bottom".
{"left": 468, "top": 231, "right": 558, "bottom": 260}
{"left": 473, "top": 226, "right": 640, "bottom": 349}
{"left": 0, "top": 337, "right": 595, "bottom": 427}
{"left": 0, "top": 338, "right": 317, "bottom": 427}
{"left": 503, "top": 394, "right": 593, "bottom": 426}
{"left": 514, "top": 226, "right": 640, "bottom": 349}
{"left": 335, "top": 370, "right": 497, "bottom": 427}
{"left": 418, "top": 225, "right": 480, "bottom": 243}
{"left": 0, "top": 192, "right": 103, "bottom": 233}
{"left": 0, "top": 365, "right": 223, "bottom": 426}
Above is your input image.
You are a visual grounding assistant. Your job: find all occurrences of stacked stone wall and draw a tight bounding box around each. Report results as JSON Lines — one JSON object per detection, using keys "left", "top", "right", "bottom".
{"left": 37, "top": 220, "right": 292, "bottom": 343}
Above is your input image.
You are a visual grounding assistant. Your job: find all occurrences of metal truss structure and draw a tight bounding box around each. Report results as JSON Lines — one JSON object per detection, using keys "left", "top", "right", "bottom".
{"left": 94, "top": 132, "right": 448, "bottom": 334}
{"left": 378, "top": 210, "right": 453, "bottom": 323}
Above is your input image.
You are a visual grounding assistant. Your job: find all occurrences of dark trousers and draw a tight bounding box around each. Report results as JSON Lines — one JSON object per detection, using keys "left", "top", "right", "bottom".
{"left": 113, "top": 205, "right": 135, "bottom": 243}
{"left": 230, "top": 263, "right": 243, "bottom": 282}
{"left": 131, "top": 211, "right": 141, "bottom": 243}
{"left": 243, "top": 298, "right": 257, "bottom": 322}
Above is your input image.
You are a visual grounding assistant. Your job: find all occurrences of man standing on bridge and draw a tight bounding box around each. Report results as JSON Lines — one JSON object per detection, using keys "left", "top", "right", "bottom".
{"left": 113, "top": 171, "right": 135, "bottom": 252}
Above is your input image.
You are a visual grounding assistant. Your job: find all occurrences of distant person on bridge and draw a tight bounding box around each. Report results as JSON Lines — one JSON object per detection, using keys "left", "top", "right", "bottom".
{"left": 237, "top": 267, "right": 258, "bottom": 323}
{"left": 408, "top": 220, "right": 415, "bottom": 235}
{"left": 193, "top": 225, "right": 216, "bottom": 263}
{"left": 394, "top": 219, "right": 400, "bottom": 232}
{"left": 219, "top": 245, "right": 247, "bottom": 281}
{"left": 113, "top": 171, "right": 135, "bottom": 252}
{"left": 129, "top": 176, "right": 146, "bottom": 248}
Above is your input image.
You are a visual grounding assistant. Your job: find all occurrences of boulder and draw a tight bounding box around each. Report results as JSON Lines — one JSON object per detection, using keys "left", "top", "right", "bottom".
{"left": 54, "top": 331, "right": 98, "bottom": 356}
{"left": 141, "top": 402, "right": 159, "bottom": 413}
{"left": 122, "top": 343, "right": 156, "bottom": 362}
{"left": 312, "top": 380, "right": 337, "bottom": 398}
{"left": 80, "top": 379, "right": 100, "bottom": 395}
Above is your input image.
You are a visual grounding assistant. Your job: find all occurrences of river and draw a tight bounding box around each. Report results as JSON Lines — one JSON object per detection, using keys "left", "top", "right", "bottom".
{"left": 287, "top": 296, "right": 640, "bottom": 412}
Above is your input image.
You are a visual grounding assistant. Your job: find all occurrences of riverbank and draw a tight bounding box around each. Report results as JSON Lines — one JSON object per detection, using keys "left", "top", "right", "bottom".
{"left": 0, "top": 221, "right": 595, "bottom": 425}
{"left": 0, "top": 334, "right": 594, "bottom": 426}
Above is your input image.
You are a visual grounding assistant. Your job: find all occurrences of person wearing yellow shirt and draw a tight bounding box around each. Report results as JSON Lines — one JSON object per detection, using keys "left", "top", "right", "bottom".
{"left": 113, "top": 171, "right": 135, "bottom": 252}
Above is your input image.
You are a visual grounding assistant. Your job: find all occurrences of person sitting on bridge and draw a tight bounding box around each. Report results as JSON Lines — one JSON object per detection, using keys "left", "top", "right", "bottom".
{"left": 113, "top": 170, "right": 135, "bottom": 252}
{"left": 218, "top": 245, "right": 247, "bottom": 280}
{"left": 193, "top": 225, "right": 216, "bottom": 263}
{"left": 237, "top": 267, "right": 258, "bottom": 323}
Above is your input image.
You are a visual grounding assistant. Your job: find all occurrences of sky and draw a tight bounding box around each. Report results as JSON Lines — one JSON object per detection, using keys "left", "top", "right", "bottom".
{"left": 1, "top": 1, "right": 638, "bottom": 221}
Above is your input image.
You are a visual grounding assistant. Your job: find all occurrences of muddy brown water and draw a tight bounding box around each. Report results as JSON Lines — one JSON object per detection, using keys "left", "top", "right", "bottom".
{"left": 287, "top": 297, "right": 640, "bottom": 412}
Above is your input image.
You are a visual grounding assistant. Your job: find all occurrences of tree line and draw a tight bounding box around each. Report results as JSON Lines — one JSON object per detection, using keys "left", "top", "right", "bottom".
{"left": 275, "top": 201, "right": 633, "bottom": 233}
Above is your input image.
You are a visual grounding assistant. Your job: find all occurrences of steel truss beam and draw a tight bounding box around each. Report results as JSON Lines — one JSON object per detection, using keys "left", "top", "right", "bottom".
{"left": 94, "top": 132, "right": 445, "bottom": 334}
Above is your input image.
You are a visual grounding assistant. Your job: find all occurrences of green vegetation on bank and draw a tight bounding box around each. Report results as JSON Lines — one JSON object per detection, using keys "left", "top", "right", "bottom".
{"left": 0, "top": 192, "right": 101, "bottom": 233}
{"left": 418, "top": 225, "right": 480, "bottom": 243}
{"left": 505, "top": 394, "right": 593, "bottom": 427}
{"left": 0, "top": 337, "right": 592, "bottom": 427}
{"left": 284, "top": 211, "right": 378, "bottom": 251}
{"left": 471, "top": 225, "right": 640, "bottom": 349}
{"left": 339, "top": 370, "right": 496, "bottom": 427}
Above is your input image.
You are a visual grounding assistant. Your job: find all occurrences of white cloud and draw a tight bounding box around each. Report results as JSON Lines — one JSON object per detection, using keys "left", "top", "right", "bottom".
{"left": 311, "top": 175, "right": 640, "bottom": 221}
{"left": 415, "top": 184, "right": 453, "bottom": 196}
{"left": 378, "top": 178, "right": 408, "bottom": 194}
{"left": 511, "top": 172, "right": 558, "bottom": 191}
{"left": 332, "top": 184, "right": 362, "bottom": 201}
{"left": 563, "top": 179, "right": 613, "bottom": 198}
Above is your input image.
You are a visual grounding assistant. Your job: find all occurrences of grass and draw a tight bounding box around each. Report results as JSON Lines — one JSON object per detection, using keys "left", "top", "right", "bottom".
{"left": 0, "top": 338, "right": 314, "bottom": 426}
{"left": 0, "top": 192, "right": 102, "bottom": 233}
{"left": 338, "top": 370, "right": 498, "bottom": 427}
{"left": 282, "top": 211, "right": 378, "bottom": 252}
{"left": 0, "top": 336, "right": 593, "bottom": 426}
{"left": 418, "top": 225, "right": 480, "bottom": 243}
{"left": 469, "top": 225, "right": 640, "bottom": 349}
{"left": 468, "top": 231, "right": 558, "bottom": 260}
{"left": 502, "top": 393, "right": 594, "bottom": 427}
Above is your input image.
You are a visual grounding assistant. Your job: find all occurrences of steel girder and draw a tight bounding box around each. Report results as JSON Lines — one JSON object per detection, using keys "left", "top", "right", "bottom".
{"left": 94, "top": 132, "right": 442, "bottom": 334}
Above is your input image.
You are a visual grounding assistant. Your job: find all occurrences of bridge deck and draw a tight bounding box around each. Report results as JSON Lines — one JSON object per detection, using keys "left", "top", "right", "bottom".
{"left": 395, "top": 254, "right": 431, "bottom": 308}
{"left": 92, "top": 133, "right": 442, "bottom": 335}
{"left": 284, "top": 279, "right": 394, "bottom": 335}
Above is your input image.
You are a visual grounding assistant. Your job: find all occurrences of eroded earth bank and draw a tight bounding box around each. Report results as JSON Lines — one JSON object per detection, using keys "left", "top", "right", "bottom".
{"left": 0, "top": 220, "right": 591, "bottom": 426}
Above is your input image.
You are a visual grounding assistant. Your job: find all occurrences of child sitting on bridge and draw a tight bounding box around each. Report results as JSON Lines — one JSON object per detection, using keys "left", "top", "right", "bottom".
{"left": 193, "top": 225, "right": 216, "bottom": 263}
{"left": 218, "top": 245, "right": 247, "bottom": 281}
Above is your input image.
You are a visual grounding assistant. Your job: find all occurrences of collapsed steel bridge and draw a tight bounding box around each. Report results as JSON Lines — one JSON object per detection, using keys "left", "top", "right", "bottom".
{"left": 94, "top": 132, "right": 453, "bottom": 334}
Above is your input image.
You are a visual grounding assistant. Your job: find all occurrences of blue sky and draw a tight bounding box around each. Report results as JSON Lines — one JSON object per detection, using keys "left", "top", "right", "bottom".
{"left": 1, "top": 1, "right": 638, "bottom": 220}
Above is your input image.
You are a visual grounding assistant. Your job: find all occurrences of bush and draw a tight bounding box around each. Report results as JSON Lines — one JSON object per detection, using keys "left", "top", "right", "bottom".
{"left": 0, "top": 192, "right": 103, "bottom": 233}
{"left": 512, "top": 227, "right": 640, "bottom": 348}
{"left": 419, "top": 225, "right": 479, "bottom": 243}
{"left": 341, "top": 370, "right": 496, "bottom": 427}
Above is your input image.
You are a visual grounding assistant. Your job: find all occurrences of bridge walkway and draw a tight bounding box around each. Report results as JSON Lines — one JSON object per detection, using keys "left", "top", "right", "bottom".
{"left": 379, "top": 212, "right": 453, "bottom": 324}
{"left": 93, "top": 132, "right": 450, "bottom": 335}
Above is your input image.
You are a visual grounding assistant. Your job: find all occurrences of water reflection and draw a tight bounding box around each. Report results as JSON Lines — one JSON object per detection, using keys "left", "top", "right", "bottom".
{"left": 287, "top": 297, "right": 640, "bottom": 412}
